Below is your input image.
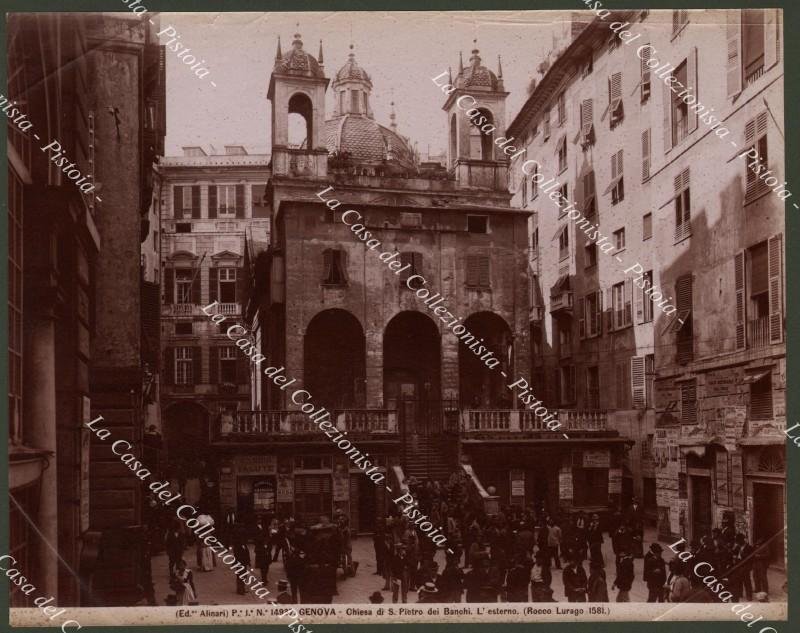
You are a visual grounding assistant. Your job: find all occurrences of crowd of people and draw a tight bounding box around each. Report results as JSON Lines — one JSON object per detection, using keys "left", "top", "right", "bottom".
{"left": 147, "top": 468, "right": 777, "bottom": 606}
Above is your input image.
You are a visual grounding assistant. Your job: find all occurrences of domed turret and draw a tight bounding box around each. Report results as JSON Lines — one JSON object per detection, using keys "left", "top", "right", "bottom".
{"left": 273, "top": 31, "right": 325, "bottom": 79}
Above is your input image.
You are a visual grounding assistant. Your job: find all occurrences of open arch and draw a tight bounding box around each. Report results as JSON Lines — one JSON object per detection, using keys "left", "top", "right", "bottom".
{"left": 459, "top": 312, "right": 512, "bottom": 408}
{"left": 469, "top": 108, "right": 494, "bottom": 160}
{"left": 304, "top": 309, "right": 366, "bottom": 410}
{"left": 288, "top": 92, "right": 313, "bottom": 148}
{"left": 383, "top": 311, "right": 441, "bottom": 433}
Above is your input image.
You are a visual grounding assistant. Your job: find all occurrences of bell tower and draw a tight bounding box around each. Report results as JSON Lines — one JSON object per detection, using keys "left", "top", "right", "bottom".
{"left": 267, "top": 31, "right": 329, "bottom": 178}
{"left": 442, "top": 43, "right": 509, "bottom": 188}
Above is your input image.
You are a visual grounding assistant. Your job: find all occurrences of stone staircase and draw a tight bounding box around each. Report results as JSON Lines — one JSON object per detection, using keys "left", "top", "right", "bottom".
{"left": 401, "top": 433, "right": 453, "bottom": 482}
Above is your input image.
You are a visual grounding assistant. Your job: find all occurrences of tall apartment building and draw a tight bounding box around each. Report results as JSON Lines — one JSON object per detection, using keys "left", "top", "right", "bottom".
{"left": 158, "top": 146, "right": 271, "bottom": 508}
{"left": 508, "top": 8, "right": 785, "bottom": 565}
{"left": 7, "top": 12, "right": 166, "bottom": 606}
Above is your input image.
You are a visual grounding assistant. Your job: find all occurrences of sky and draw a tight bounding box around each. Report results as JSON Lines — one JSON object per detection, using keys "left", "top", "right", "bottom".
{"left": 161, "top": 11, "right": 572, "bottom": 157}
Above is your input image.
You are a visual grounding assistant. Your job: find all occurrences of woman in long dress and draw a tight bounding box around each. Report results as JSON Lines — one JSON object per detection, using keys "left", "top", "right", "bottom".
{"left": 196, "top": 512, "right": 215, "bottom": 571}
{"left": 174, "top": 560, "right": 197, "bottom": 605}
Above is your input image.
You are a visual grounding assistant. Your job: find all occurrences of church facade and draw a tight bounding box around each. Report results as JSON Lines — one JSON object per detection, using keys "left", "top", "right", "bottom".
{"left": 207, "top": 33, "right": 630, "bottom": 531}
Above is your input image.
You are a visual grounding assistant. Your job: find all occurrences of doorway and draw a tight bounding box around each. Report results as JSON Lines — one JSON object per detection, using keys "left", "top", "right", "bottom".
{"left": 352, "top": 474, "right": 377, "bottom": 533}
{"left": 690, "top": 475, "right": 712, "bottom": 539}
{"left": 752, "top": 482, "right": 785, "bottom": 567}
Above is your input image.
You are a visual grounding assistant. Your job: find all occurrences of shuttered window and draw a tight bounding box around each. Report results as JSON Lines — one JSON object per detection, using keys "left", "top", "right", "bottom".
{"left": 744, "top": 111, "right": 769, "bottom": 200}
{"left": 543, "top": 109, "right": 551, "bottom": 140}
{"left": 767, "top": 234, "right": 783, "bottom": 343}
{"left": 608, "top": 150, "right": 624, "bottom": 204}
{"left": 673, "top": 9, "right": 689, "bottom": 35}
{"left": 580, "top": 99, "right": 594, "bottom": 146}
{"left": 735, "top": 251, "right": 746, "bottom": 349}
{"left": 641, "top": 129, "right": 651, "bottom": 181}
{"left": 680, "top": 380, "right": 697, "bottom": 425}
{"left": 466, "top": 255, "right": 490, "bottom": 288}
{"left": 642, "top": 213, "right": 652, "bottom": 241}
{"left": 674, "top": 169, "right": 691, "bottom": 242}
{"left": 640, "top": 44, "right": 652, "bottom": 102}
{"left": 557, "top": 91, "right": 566, "bottom": 125}
{"left": 750, "top": 373, "right": 773, "bottom": 420}
{"left": 631, "top": 356, "right": 646, "bottom": 409}
{"left": 608, "top": 72, "right": 623, "bottom": 127}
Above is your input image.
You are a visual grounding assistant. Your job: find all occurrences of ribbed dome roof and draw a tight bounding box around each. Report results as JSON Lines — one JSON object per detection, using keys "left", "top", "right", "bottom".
{"left": 274, "top": 32, "right": 325, "bottom": 79}
{"left": 325, "top": 115, "right": 414, "bottom": 167}
{"left": 335, "top": 46, "right": 372, "bottom": 85}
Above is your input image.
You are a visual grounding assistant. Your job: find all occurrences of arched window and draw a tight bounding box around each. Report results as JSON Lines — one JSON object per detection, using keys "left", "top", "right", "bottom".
{"left": 468, "top": 108, "right": 494, "bottom": 160}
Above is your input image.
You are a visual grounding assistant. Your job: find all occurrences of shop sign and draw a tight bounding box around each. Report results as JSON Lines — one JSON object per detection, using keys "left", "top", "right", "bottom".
{"left": 582, "top": 449, "right": 610, "bottom": 468}
{"left": 510, "top": 470, "right": 525, "bottom": 497}
{"left": 236, "top": 454, "right": 277, "bottom": 475}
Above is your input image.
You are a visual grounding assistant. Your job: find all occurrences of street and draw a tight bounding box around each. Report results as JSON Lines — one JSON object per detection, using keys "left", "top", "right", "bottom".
{"left": 150, "top": 528, "right": 786, "bottom": 605}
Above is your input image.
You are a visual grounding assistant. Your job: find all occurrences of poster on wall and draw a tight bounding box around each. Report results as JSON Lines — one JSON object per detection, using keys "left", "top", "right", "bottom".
{"left": 276, "top": 474, "right": 293, "bottom": 503}
{"left": 558, "top": 468, "right": 573, "bottom": 500}
{"left": 510, "top": 469, "right": 525, "bottom": 497}
{"left": 333, "top": 473, "right": 350, "bottom": 502}
{"left": 608, "top": 468, "right": 623, "bottom": 494}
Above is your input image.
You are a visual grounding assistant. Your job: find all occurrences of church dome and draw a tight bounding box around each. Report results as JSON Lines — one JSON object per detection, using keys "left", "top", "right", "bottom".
{"left": 335, "top": 46, "right": 372, "bottom": 86}
{"left": 273, "top": 32, "right": 325, "bottom": 79}
{"left": 325, "top": 115, "right": 415, "bottom": 168}
{"left": 458, "top": 45, "right": 503, "bottom": 91}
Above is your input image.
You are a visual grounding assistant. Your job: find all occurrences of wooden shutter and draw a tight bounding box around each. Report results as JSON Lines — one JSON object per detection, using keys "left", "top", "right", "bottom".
{"left": 209, "top": 346, "right": 219, "bottom": 385}
{"left": 764, "top": 9, "right": 779, "bottom": 70}
{"left": 631, "top": 356, "right": 646, "bottom": 409}
{"left": 578, "top": 296, "right": 586, "bottom": 339}
{"left": 640, "top": 44, "right": 651, "bottom": 100}
{"left": 610, "top": 72, "right": 622, "bottom": 103}
{"left": 611, "top": 152, "right": 619, "bottom": 180}
{"left": 734, "top": 251, "right": 746, "bottom": 350}
{"left": 595, "top": 290, "right": 603, "bottom": 337}
{"left": 662, "top": 81, "right": 672, "bottom": 152}
{"left": 624, "top": 278, "right": 633, "bottom": 326}
{"left": 208, "top": 185, "right": 217, "bottom": 219}
{"left": 580, "top": 99, "right": 593, "bottom": 138}
{"left": 191, "top": 185, "right": 201, "bottom": 218}
{"left": 606, "top": 287, "right": 614, "bottom": 332}
{"left": 173, "top": 186, "right": 181, "bottom": 218}
{"left": 191, "top": 268, "right": 201, "bottom": 304}
{"left": 676, "top": 274, "right": 693, "bottom": 312}
{"left": 237, "top": 267, "right": 248, "bottom": 304}
{"left": 635, "top": 275, "right": 645, "bottom": 323}
{"left": 641, "top": 129, "right": 651, "bottom": 181}
{"left": 687, "top": 47, "right": 699, "bottom": 133}
{"left": 164, "top": 268, "right": 174, "bottom": 305}
{"left": 680, "top": 381, "right": 697, "bottom": 425}
{"left": 478, "top": 256, "right": 490, "bottom": 287}
{"left": 208, "top": 267, "right": 218, "bottom": 303}
{"left": 767, "top": 234, "right": 783, "bottom": 343}
{"left": 726, "top": 10, "right": 742, "bottom": 98}
{"left": 616, "top": 150, "right": 623, "bottom": 178}
{"left": 192, "top": 347, "right": 202, "bottom": 385}
{"left": 164, "top": 346, "right": 174, "bottom": 385}
{"left": 236, "top": 184, "right": 245, "bottom": 218}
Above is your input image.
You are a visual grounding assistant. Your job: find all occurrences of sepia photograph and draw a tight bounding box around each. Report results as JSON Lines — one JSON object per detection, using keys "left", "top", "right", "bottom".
{"left": 5, "top": 4, "right": 790, "bottom": 629}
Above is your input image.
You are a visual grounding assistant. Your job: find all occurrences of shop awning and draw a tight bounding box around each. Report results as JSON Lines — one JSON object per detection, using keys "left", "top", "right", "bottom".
{"left": 742, "top": 369, "right": 771, "bottom": 384}
{"left": 550, "top": 274, "right": 570, "bottom": 295}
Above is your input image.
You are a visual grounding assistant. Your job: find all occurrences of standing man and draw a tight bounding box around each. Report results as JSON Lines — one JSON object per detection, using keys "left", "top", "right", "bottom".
{"left": 546, "top": 516, "right": 562, "bottom": 570}
{"left": 643, "top": 543, "right": 667, "bottom": 602}
{"left": 612, "top": 548, "right": 635, "bottom": 602}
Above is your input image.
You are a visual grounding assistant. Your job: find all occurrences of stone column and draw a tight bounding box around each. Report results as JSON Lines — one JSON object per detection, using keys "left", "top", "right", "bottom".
{"left": 23, "top": 312, "right": 58, "bottom": 599}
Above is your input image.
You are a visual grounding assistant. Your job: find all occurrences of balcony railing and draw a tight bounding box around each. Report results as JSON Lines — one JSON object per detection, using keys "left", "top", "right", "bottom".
{"left": 461, "top": 409, "right": 607, "bottom": 432}
{"left": 217, "top": 409, "right": 398, "bottom": 439}
{"left": 550, "top": 290, "right": 573, "bottom": 314}
{"left": 218, "top": 302, "right": 240, "bottom": 315}
{"left": 748, "top": 316, "right": 770, "bottom": 349}
{"left": 170, "top": 303, "right": 196, "bottom": 316}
